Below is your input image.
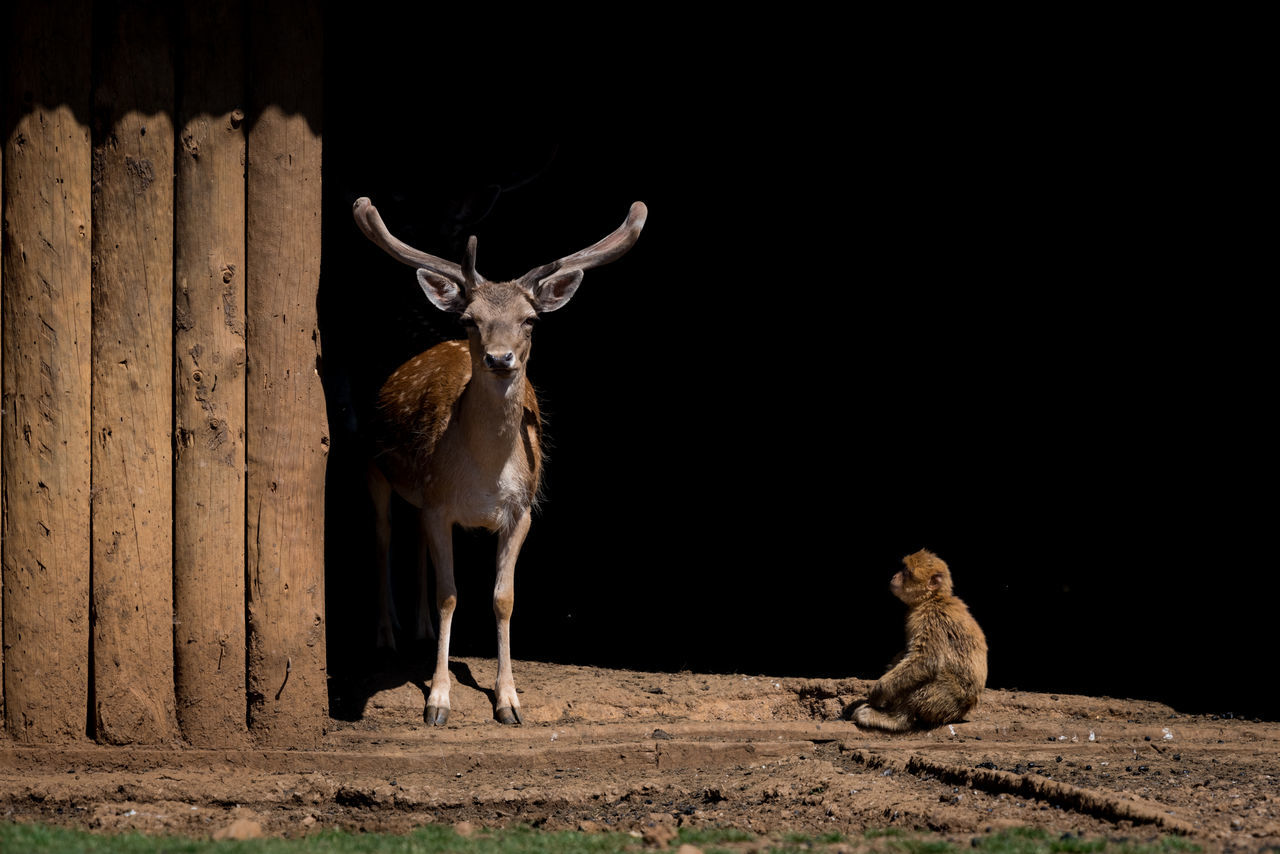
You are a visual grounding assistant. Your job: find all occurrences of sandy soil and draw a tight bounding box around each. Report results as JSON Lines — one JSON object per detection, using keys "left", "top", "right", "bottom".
{"left": 2, "top": 658, "right": 1277, "bottom": 850}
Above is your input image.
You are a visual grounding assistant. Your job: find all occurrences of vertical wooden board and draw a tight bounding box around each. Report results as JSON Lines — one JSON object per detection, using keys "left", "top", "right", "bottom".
{"left": 1, "top": 48, "right": 5, "bottom": 734}
{"left": 88, "top": 0, "right": 179, "bottom": 745}
{"left": 1, "top": 41, "right": 5, "bottom": 733}
{"left": 245, "top": 0, "right": 328, "bottom": 746}
{"left": 173, "top": 0, "right": 249, "bottom": 748}
{"left": 0, "top": 2, "right": 93, "bottom": 743}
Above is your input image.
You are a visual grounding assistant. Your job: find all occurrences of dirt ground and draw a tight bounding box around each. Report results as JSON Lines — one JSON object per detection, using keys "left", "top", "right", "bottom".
{"left": 2, "top": 658, "right": 1277, "bottom": 851}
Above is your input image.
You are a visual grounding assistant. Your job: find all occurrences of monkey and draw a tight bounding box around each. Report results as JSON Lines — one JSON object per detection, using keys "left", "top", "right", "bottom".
{"left": 851, "top": 549, "right": 987, "bottom": 732}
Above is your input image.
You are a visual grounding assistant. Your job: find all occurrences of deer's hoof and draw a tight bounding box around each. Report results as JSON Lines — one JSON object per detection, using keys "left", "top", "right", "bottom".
{"left": 426, "top": 705, "right": 450, "bottom": 726}
{"left": 495, "top": 706, "right": 522, "bottom": 725}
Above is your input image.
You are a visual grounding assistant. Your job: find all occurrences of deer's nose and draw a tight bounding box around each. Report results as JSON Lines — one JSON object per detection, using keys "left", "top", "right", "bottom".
{"left": 485, "top": 351, "right": 515, "bottom": 370}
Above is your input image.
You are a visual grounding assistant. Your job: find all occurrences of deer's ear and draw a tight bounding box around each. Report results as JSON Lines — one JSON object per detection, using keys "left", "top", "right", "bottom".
{"left": 531, "top": 268, "right": 583, "bottom": 313}
{"left": 417, "top": 268, "right": 468, "bottom": 313}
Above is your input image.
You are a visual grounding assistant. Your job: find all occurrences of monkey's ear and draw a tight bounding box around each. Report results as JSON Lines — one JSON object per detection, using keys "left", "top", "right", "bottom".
{"left": 928, "top": 573, "right": 945, "bottom": 591}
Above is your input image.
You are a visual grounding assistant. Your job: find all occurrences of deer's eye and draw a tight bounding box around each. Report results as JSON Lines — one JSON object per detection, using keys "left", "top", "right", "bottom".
{"left": 522, "top": 316, "right": 537, "bottom": 328}
{"left": 458, "top": 315, "right": 477, "bottom": 328}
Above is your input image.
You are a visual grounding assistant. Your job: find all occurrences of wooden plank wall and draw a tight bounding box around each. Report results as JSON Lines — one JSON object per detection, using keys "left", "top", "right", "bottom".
{"left": 244, "top": 2, "right": 328, "bottom": 748}
{"left": 172, "top": 0, "right": 250, "bottom": 749}
{"left": 0, "top": 0, "right": 328, "bottom": 747}
{"left": 90, "top": 0, "right": 179, "bottom": 745}
{"left": 1, "top": 0, "right": 94, "bottom": 744}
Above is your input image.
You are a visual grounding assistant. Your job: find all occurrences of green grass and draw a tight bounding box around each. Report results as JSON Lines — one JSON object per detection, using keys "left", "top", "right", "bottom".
{"left": 0, "top": 822, "right": 1205, "bottom": 854}
{"left": 953, "top": 827, "right": 1200, "bottom": 854}
{"left": 0, "top": 823, "right": 634, "bottom": 853}
{"left": 673, "top": 825, "right": 757, "bottom": 846}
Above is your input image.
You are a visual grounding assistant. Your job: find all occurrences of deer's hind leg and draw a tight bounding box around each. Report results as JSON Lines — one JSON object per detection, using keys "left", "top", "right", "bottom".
{"left": 368, "top": 463, "right": 399, "bottom": 651}
{"left": 414, "top": 512, "right": 437, "bottom": 642}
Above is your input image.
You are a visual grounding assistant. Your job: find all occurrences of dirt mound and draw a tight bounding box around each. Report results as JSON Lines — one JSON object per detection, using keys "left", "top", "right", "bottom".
{"left": 2, "top": 658, "right": 1277, "bottom": 850}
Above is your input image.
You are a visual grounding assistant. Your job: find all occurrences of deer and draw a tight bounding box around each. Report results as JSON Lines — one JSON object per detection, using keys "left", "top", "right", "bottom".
{"left": 352, "top": 196, "right": 647, "bottom": 725}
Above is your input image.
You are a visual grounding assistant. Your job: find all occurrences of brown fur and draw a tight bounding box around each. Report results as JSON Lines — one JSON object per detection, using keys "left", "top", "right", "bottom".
{"left": 852, "top": 549, "right": 987, "bottom": 732}
{"left": 375, "top": 341, "right": 542, "bottom": 496}
{"left": 354, "top": 196, "right": 645, "bottom": 725}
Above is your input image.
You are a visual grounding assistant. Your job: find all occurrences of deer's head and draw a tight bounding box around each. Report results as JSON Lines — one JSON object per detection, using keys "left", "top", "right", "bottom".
{"left": 353, "top": 197, "right": 646, "bottom": 386}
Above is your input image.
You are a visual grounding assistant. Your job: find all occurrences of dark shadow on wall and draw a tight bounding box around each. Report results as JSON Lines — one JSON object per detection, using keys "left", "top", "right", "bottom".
{"left": 316, "top": 17, "right": 1272, "bottom": 722}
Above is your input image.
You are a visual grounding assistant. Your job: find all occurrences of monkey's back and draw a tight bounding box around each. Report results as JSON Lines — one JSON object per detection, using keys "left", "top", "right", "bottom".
{"left": 906, "top": 594, "right": 988, "bottom": 721}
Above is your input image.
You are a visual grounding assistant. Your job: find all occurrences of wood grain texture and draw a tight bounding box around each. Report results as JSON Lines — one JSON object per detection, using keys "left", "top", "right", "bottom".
{"left": 1, "top": 2, "right": 93, "bottom": 743}
{"left": 173, "top": 0, "right": 250, "bottom": 747}
{"left": 245, "top": 0, "right": 329, "bottom": 747}
{"left": 88, "top": 0, "right": 179, "bottom": 745}
{"left": 1, "top": 20, "right": 5, "bottom": 734}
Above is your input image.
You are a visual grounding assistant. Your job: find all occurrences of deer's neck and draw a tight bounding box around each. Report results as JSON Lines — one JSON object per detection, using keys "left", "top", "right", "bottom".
{"left": 456, "top": 369, "right": 526, "bottom": 468}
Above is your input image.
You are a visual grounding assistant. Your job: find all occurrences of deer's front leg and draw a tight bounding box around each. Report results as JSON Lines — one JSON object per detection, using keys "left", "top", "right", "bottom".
{"left": 424, "top": 512, "right": 456, "bottom": 726}
{"left": 493, "top": 509, "right": 531, "bottom": 725}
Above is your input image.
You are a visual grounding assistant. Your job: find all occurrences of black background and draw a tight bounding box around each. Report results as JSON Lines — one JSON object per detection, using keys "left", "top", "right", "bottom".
{"left": 318, "top": 16, "right": 1270, "bottom": 721}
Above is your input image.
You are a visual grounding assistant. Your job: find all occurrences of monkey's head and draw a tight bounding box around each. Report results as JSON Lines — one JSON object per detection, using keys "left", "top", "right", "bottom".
{"left": 891, "top": 549, "right": 954, "bottom": 605}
